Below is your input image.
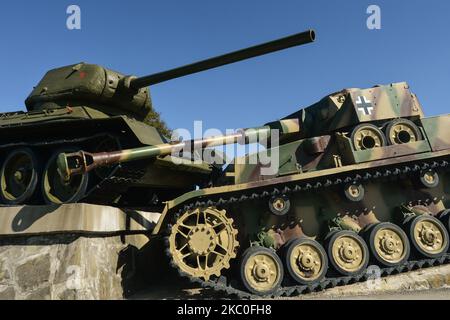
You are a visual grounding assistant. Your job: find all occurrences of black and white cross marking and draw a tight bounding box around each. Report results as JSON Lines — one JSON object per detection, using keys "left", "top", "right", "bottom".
{"left": 356, "top": 96, "right": 374, "bottom": 116}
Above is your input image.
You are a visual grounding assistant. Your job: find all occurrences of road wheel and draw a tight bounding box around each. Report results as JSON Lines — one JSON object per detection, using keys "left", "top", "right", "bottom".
{"left": 406, "top": 215, "right": 449, "bottom": 258}
{"left": 240, "top": 246, "right": 283, "bottom": 296}
{"left": 42, "top": 148, "right": 89, "bottom": 204}
{"left": 0, "top": 148, "right": 39, "bottom": 205}
{"left": 384, "top": 118, "right": 422, "bottom": 145}
{"left": 351, "top": 124, "right": 386, "bottom": 151}
{"left": 366, "top": 222, "right": 410, "bottom": 267}
{"left": 326, "top": 230, "right": 369, "bottom": 276}
{"left": 283, "top": 237, "right": 328, "bottom": 285}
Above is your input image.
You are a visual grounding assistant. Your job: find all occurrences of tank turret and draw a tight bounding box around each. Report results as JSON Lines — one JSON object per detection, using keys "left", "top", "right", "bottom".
{"left": 282, "top": 82, "right": 424, "bottom": 141}
{"left": 25, "top": 30, "right": 316, "bottom": 123}
{"left": 25, "top": 63, "right": 153, "bottom": 121}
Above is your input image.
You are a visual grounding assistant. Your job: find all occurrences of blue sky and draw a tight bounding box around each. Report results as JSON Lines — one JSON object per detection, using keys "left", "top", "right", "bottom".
{"left": 0, "top": 0, "right": 448, "bottom": 133}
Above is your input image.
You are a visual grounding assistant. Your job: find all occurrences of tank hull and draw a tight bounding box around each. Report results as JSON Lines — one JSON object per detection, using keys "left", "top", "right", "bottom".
{"left": 0, "top": 107, "right": 210, "bottom": 208}
{"left": 158, "top": 114, "right": 450, "bottom": 297}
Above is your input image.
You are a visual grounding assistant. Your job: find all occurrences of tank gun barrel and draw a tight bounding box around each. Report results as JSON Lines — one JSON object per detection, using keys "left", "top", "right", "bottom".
{"left": 57, "top": 119, "right": 300, "bottom": 180}
{"left": 57, "top": 126, "right": 270, "bottom": 179}
{"left": 130, "top": 29, "right": 315, "bottom": 89}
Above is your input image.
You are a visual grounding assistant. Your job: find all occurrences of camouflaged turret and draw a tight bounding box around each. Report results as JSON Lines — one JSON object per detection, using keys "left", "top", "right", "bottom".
{"left": 233, "top": 82, "right": 433, "bottom": 183}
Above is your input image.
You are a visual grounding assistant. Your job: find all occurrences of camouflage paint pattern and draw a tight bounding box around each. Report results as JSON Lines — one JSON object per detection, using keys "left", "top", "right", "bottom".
{"left": 59, "top": 118, "right": 305, "bottom": 177}
{"left": 150, "top": 100, "right": 450, "bottom": 237}
{"left": 281, "top": 82, "right": 424, "bottom": 139}
{"left": 421, "top": 115, "right": 450, "bottom": 151}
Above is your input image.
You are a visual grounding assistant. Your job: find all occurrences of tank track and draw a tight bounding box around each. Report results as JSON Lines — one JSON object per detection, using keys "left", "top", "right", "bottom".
{"left": 164, "top": 156, "right": 450, "bottom": 299}
{"left": 83, "top": 165, "right": 145, "bottom": 205}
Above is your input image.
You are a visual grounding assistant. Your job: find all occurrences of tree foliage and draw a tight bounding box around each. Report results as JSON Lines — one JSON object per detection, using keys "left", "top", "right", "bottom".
{"left": 143, "top": 108, "right": 172, "bottom": 138}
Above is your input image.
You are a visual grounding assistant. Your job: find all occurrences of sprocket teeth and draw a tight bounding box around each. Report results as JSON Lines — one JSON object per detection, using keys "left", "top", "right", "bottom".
{"left": 165, "top": 206, "right": 239, "bottom": 287}
{"left": 168, "top": 259, "right": 177, "bottom": 268}
{"left": 164, "top": 238, "right": 170, "bottom": 246}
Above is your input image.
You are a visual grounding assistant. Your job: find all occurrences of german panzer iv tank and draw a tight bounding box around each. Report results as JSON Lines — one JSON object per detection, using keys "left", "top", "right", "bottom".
{"left": 59, "top": 34, "right": 450, "bottom": 297}
{"left": 0, "top": 30, "right": 315, "bottom": 208}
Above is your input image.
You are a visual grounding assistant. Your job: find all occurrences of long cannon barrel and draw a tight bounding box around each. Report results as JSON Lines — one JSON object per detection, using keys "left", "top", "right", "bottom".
{"left": 57, "top": 126, "right": 270, "bottom": 180}
{"left": 130, "top": 29, "right": 315, "bottom": 89}
{"left": 57, "top": 119, "right": 300, "bottom": 180}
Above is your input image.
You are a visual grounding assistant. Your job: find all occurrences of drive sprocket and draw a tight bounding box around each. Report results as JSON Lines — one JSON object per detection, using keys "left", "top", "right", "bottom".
{"left": 168, "top": 207, "right": 239, "bottom": 281}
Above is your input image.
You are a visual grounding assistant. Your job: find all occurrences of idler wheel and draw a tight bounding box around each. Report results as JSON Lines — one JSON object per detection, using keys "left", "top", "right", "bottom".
{"left": 240, "top": 246, "right": 283, "bottom": 296}
{"left": 283, "top": 237, "right": 328, "bottom": 285}
{"left": 42, "top": 147, "right": 89, "bottom": 204}
{"left": 384, "top": 118, "right": 422, "bottom": 145}
{"left": 351, "top": 124, "right": 386, "bottom": 151}
{"left": 169, "top": 207, "right": 239, "bottom": 281}
{"left": 364, "top": 222, "right": 410, "bottom": 267}
{"left": 405, "top": 215, "right": 449, "bottom": 258}
{"left": 325, "top": 230, "right": 369, "bottom": 276}
{"left": 0, "top": 148, "right": 39, "bottom": 205}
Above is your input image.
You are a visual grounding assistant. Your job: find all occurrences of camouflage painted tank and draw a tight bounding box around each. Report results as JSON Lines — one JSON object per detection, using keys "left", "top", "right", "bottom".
{"left": 0, "top": 30, "right": 315, "bottom": 208}
{"left": 60, "top": 51, "right": 450, "bottom": 296}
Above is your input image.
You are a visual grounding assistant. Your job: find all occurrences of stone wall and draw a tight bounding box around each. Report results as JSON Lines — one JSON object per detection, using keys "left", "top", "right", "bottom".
{"left": 0, "top": 235, "right": 132, "bottom": 300}
{"left": 0, "top": 203, "right": 163, "bottom": 300}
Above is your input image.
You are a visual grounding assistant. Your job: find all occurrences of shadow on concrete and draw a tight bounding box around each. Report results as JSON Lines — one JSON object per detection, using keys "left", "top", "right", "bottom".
{"left": 12, "top": 205, "right": 60, "bottom": 232}
{"left": 124, "top": 209, "right": 157, "bottom": 232}
{"left": 1, "top": 207, "right": 216, "bottom": 299}
{"left": 117, "top": 237, "right": 224, "bottom": 300}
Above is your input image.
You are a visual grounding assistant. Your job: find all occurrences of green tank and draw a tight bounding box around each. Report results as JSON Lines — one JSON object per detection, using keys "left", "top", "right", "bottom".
{"left": 0, "top": 30, "right": 315, "bottom": 207}
{"left": 60, "top": 32, "right": 450, "bottom": 297}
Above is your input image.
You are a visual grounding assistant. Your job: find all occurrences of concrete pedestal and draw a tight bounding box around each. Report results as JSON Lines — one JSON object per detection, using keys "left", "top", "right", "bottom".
{"left": 0, "top": 204, "right": 161, "bottom": 300}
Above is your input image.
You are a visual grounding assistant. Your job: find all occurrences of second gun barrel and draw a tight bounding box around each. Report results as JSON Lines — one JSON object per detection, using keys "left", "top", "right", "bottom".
{"left": 130, "top": 29, "right": 315, "bottom": 89}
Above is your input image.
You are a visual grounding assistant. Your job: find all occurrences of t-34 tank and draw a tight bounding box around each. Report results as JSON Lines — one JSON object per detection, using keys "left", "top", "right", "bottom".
{"left": 60, "top": 66, "right": 450, "bottom": 296}
{"left": 0, "top": 30, "right": 315, "bottom": 207}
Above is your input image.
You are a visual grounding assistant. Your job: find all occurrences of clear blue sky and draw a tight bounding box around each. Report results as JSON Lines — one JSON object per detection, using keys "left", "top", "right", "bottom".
{"left": 0, "top": 0, "right": 448, "bottom": 132}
